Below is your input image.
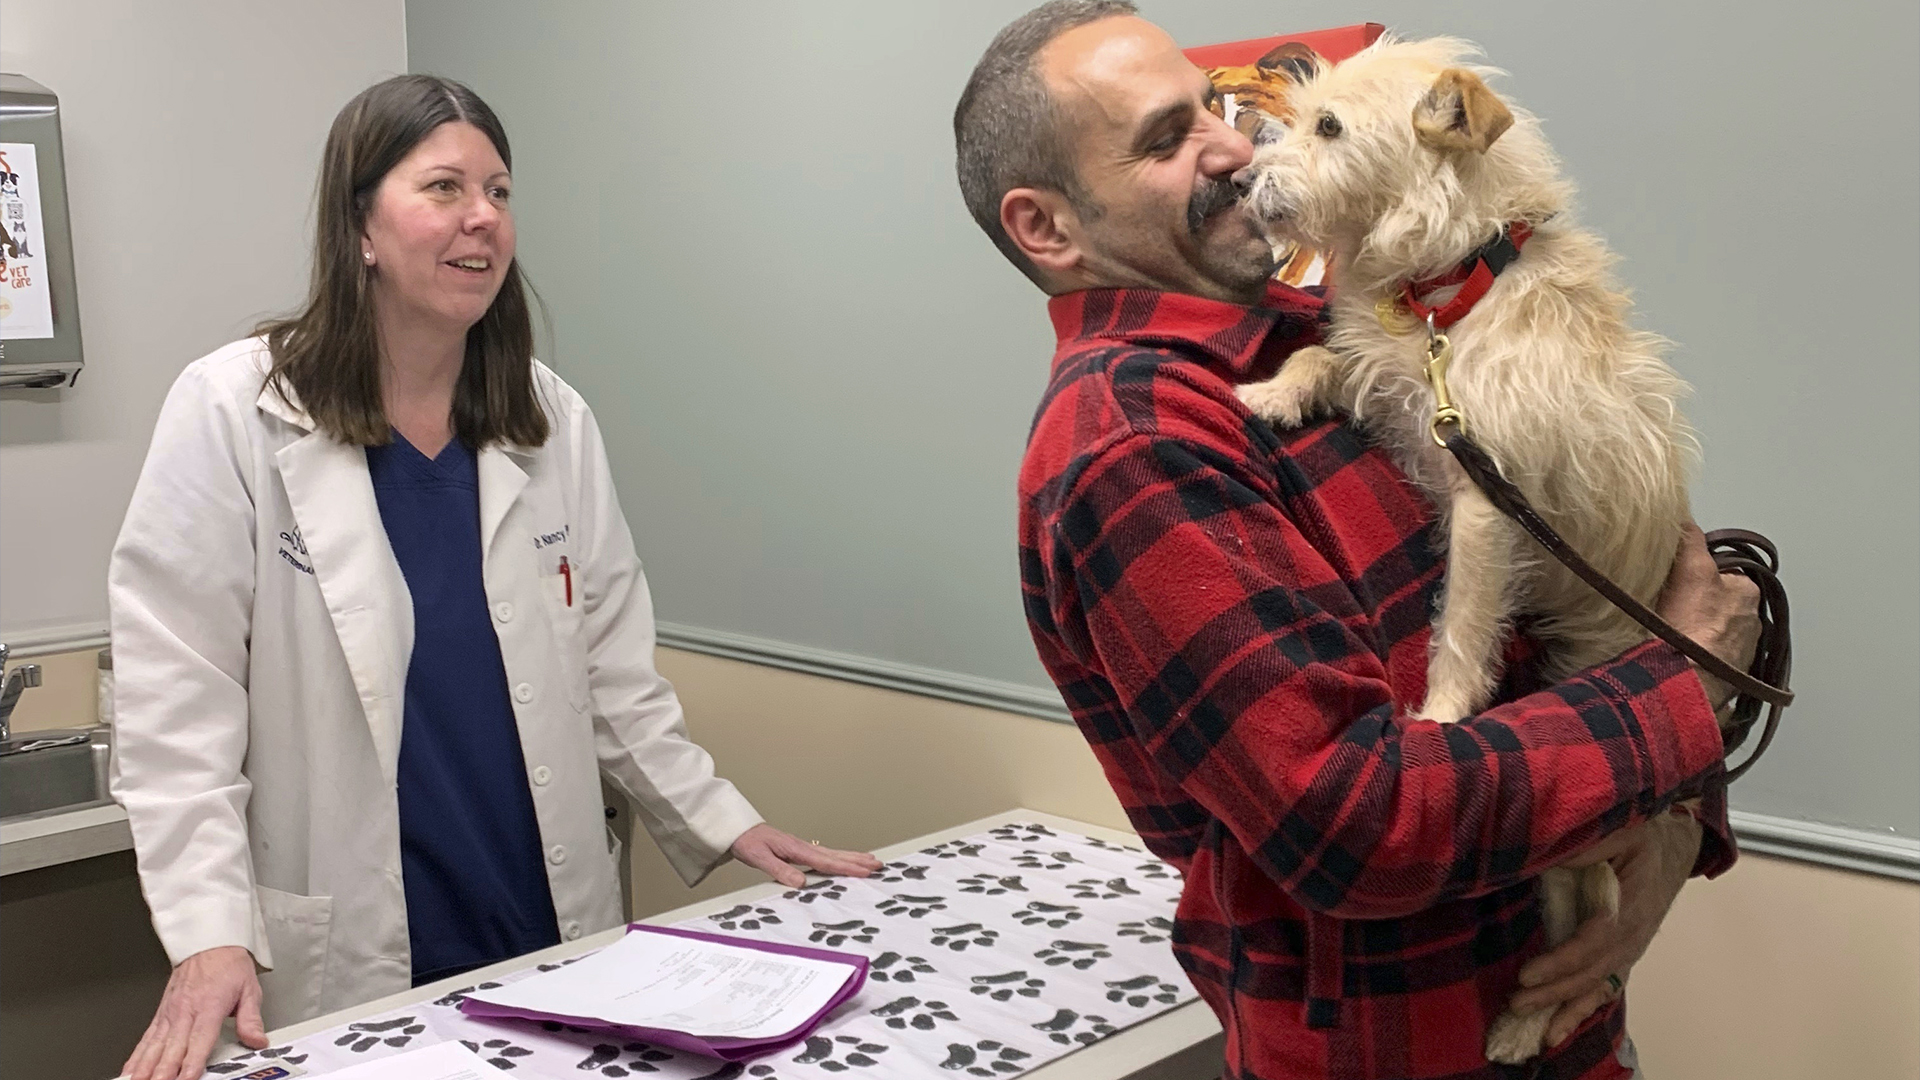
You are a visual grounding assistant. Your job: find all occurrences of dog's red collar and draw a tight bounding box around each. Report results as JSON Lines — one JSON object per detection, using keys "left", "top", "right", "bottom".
{"left": 1400, "top": 221, "right": 1534, "bottom": 330}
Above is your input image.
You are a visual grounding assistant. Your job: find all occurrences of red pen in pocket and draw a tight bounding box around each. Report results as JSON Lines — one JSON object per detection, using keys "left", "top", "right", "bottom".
{"left": 559, "top": 555, "right": 573, "bottom": 607}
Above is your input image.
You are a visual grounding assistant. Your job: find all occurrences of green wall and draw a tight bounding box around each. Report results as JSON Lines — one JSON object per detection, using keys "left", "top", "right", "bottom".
{"left": 406, "top": 0, "right": 1920, "bottom": 843}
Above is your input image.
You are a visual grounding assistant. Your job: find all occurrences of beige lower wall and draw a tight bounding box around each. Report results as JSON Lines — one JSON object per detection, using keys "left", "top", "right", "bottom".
{"left": 1630, "top": 855, "right": 1920, "bottom": 1080}
{"left": 3, "top": 646, "right": 103, "bottom": 734}
{"left": 648, "top": 647, "right": 1920, "bottom": 1080}
{"left": 626, "top": 649, "right": 1132, "bottom": 917}
{"left": 3, "top": 645, "right": 1914, "bottom": 1080}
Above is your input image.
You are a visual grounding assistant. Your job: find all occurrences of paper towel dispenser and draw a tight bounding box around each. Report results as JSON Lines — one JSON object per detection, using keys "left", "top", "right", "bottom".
{"left": 0, "top": 74, "right": 83, "bottom": 388}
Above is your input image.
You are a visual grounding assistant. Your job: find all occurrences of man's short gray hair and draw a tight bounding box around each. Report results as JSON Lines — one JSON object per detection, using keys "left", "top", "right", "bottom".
{"left": 953, "top": 0, "right": 1139, "bottom": 284}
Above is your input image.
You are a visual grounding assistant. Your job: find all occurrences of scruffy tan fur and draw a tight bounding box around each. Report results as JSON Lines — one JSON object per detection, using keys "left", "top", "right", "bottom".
{"left": 1236, "top": 37, "right": 1706, "bottom": 1064}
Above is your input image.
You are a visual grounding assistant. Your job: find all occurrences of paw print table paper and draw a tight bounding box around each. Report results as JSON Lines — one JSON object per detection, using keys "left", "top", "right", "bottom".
{"left": 207, "top": 823, "right": 1194, "bottom": 1080}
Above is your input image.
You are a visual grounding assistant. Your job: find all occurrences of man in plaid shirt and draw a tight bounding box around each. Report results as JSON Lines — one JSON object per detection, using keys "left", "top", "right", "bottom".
{"left": 954, "top": 4, "right": 1762, "bottom": 1079}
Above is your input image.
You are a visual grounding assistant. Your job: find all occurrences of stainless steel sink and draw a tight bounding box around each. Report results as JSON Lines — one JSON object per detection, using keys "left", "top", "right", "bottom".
{"left": 0, "top": 727, "right": 113, "bottom": 821}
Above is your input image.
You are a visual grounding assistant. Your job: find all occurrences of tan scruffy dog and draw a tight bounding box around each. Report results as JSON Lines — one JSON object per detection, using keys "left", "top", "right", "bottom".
{"left": 1236, "top": 37, "right": 1708, "bottom": 1064}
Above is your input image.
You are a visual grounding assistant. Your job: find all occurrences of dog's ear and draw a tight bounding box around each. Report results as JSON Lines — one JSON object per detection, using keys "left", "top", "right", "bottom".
{"left": 1255, "top": 41, "right": 1322, "bottom": 84}
{"left": 1412, "top": 68, "right": 1512, "bottom": 154}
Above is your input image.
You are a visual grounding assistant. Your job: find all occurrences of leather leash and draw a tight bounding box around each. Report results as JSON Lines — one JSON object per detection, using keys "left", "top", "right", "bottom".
{"left": 1419, "top": 319, "right": 1792, "bottom": 782}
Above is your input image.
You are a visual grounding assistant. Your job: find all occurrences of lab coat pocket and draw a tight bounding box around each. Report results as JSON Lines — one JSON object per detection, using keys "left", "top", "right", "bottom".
{"left": 545, "top": 569, "right": 592, "bottom": 713}
{"left": 254, "top": 885, "right": 334, "bottom": 1029}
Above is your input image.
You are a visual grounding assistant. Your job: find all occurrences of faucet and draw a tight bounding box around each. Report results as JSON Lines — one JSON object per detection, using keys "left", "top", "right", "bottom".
{"left": 0, "top": 643, "right": 44, "bottom": 742}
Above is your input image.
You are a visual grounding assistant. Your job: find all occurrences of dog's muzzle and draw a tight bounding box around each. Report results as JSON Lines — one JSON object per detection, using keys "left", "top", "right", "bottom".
{"left": 1232, "top": 165, "right": 1291, "bottom": 225}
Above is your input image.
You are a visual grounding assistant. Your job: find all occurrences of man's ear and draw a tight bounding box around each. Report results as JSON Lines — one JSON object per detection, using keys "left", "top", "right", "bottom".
{"left": 1412, "top": 68, "right": 1512, "bottom": 154}
{"left": 1000, "top": 187, "right": 1082, "bottom": 278}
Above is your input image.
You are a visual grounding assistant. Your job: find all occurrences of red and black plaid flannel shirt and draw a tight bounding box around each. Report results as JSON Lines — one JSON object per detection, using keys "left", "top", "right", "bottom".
{"left": 1018, "top": 284, "right": 1735, "bottom": 1080}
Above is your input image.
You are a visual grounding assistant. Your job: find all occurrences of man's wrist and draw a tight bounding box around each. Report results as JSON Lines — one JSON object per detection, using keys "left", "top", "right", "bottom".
{"left": 1658, "top": 800, "right": 1710, "bottom": 877}
{"left": 1689, "top": 661, "right": 1736, "bottom": 711}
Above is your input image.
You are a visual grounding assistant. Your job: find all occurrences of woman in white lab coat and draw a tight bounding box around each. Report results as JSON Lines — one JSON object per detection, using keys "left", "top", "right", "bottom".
{"left": 109, "top": 75, "right": 880, "bottom": 1080}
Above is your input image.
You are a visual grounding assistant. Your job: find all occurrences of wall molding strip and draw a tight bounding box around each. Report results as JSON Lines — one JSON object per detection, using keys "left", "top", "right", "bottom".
{"left": 656, "top": 620, "right": 1920, "bottom": 884}
{"left": 1, "top": 622, "right": 111, "bottom": 659}
{"left": 15, "top": 619, "right": 1913, "bottom": 882}
{"left": 655, "top": 621, "right": 1072, "bottom": 723}
{"left": 1727, "top": 810, "right": 1920, "bottom": 883}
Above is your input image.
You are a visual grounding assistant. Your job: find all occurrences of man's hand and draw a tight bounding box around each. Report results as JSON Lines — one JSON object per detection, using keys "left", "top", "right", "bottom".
{"left": 122, "top": 945, "right": 266, "bottom": 1080}
{"left": 1654, "top": 522, "right": 1762, "bottom": 709}
{"left": 730, "top": 823, "right": 884, "bottom": 888}
{"left": 1509, "top": 812, "right": 1703, "bottom": 1047}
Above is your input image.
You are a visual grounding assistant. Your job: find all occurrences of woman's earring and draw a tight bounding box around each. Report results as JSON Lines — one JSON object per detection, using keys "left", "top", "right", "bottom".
{"left": 363, "top": 250, "right": 374, "bottom": 265}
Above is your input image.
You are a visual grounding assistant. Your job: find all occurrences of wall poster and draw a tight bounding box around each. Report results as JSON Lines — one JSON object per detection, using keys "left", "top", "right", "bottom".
{"left": 0, "top": 141, "right": 55, "bottom": 340}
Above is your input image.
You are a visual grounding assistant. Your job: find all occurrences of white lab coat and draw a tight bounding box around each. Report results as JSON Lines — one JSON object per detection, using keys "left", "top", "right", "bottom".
{"left": 108, "top": 338, "right": 763, "bottom": 1028}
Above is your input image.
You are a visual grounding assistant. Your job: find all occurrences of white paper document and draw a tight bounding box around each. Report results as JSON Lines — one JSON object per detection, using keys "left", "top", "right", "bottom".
{"left": 311, "top": 1040, "right": 513, "bottom": 1079}
{"left": 467, "top": 930, "right": 858, "bottom": 1040}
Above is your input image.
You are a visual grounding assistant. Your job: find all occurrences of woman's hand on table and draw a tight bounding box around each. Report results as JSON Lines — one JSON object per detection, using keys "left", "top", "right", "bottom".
{"left": 730, "top": 824, "right": 884, "bottom": 888}
{"left": 123, "top": 944, "right": 267, "bottom": 1080}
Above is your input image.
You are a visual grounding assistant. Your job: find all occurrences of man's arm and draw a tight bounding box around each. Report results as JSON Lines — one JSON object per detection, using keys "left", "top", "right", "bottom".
{"left": 1039, "top": 431, "right": 1735, "bottom": 919}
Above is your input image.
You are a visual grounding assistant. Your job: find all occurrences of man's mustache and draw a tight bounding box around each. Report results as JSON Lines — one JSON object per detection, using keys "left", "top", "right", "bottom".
{"left": 1187, "top": 176, "right": 1242, "bottom": 233}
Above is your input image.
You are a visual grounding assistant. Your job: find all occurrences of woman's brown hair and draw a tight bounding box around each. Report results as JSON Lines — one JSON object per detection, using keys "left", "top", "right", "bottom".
{"left": 258, "top": 74, "right": 548, "bottom": 448}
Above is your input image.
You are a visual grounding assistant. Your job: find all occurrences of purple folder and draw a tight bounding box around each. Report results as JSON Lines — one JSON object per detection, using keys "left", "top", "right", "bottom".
{"left": 458, "top": 923, "right": 870, "bottom": 1061}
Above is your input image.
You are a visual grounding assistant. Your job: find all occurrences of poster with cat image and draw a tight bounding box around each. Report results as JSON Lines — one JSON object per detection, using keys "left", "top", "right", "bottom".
{"left": 1185, "top": 23, "right": 1383, "bottom": 287}
{"left": 0, "top": 141, "right": 55, "bottom": 340}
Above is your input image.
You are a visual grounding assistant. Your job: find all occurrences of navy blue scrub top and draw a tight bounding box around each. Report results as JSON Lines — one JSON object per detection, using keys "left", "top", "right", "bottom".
{"left": 367, "top": 432, "right": 561, "bottom": 986}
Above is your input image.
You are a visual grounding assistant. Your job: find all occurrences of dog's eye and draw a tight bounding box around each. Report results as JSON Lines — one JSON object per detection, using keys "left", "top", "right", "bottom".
{"left": 1315, "top": 112, "right": 1343, "bottom": 138}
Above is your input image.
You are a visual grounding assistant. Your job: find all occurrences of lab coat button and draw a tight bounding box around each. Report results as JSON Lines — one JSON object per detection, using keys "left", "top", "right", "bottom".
{"left": 549, "top": 844, "right": 568, "bottom": 865}
{"left": 494, "top": 601, "right": 514, "bottom": 623}
{"left": 514, "top": 682, "right": 534, "bottom": 703}
{"left": 564, "top": 921, "right": 582, "bottom": 940}
{"left": 532, "top": 765, "right": 552, "bottom": 786}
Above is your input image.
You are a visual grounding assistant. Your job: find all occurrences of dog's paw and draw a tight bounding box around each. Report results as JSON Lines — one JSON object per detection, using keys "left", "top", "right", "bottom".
{"left": 1237, "top": 372, "right": 1323, "bottom": 428}
{"left": 1408, "top": 695, "right": 1471, "bottom": 725}
{"left": 1484, "top": 1008, "right": 1552, "bottom": 1065}
{"left": 1238, "top": 345, "right": 1344, "bottom": 427}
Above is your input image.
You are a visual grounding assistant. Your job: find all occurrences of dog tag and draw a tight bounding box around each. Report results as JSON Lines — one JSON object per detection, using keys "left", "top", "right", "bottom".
{"left": 1375, "top": 296, "right": 1420, "bottom": 336}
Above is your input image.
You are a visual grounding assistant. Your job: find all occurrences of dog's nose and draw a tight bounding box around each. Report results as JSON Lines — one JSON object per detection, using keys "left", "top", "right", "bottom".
{"left": 1230, "top": 166, "right": 1257, "bottom": 192}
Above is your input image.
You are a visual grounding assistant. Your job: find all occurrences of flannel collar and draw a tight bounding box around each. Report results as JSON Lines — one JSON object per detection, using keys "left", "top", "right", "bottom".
{"left": 1048, "top": 280, "right": 1326, "bottom": 383}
